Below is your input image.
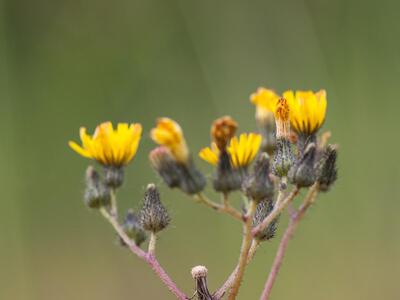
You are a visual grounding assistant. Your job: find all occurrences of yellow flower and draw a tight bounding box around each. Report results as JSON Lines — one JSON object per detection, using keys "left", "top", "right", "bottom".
{"left": 274, "top": 97, "right": 291, "bottom": 139}
{"left": 283, "top": 89, "right": 327, "bottom": 135}
{"left": 199, "top": 143, "right": 220, "bottom": 166}
{"left": 250, "top": 88, "right": 280, "bottom": 124}
{"left": 250, "top": 87, "right": 279, "bottom": 112}
{"left": 69, "top": 122, "right": 142, "bottom": 166}
{"left": 150, "top": 118, "right": 189, "bottom": 163}
{"left": 199, "top": 133, "right": 262, "bottom": 168}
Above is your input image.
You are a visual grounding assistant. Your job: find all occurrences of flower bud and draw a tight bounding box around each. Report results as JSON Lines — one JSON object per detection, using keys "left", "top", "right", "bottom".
{"left": 104, "top": 166, "right": 124, "bottom": 188}
{"left": 213, "top": 150, "right": 244, "bottom": 193}
{"left": 139, "top": 184, "right": 170, "bottom": 233}
{"left": 242, "top": 153, "right": 274, "bottom": 202}
{"left": 121, "top": 209, "right": 147, "bottom": 247}
{"left": 252, "top": 199, "right": 278, "bottom": 241}
{"left": 288, "top": 143, "right": 317, "bottom": 187}
{"left": 272, "top": 138, "right": 294, "bottom": 177}
{"left": 191, "top": 266, "right": 213, "bottom": 300}
{"left": 150, "top": 147, "right": 206, "bottom": 194}
{"left": 316, "top": 144, "right": 338, "bottom": 192}
{"left": 84, "top": 166, "right": 110, "bottom": 208}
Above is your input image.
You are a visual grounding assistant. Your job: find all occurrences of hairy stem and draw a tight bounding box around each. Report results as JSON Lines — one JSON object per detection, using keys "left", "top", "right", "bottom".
{"left": 99, "top": 208, "right": 187, "bottom": 300}
{"left": 251, "top": 187, "right": 299, "bottom": 237}
{"left": 110, "top": 188, "right": 118, "bottom": 219}
{"left": 195, "top": 193, "right": 243, "bottom": 221}
{"left": 259, "top": 183, "right": 320, "bottom": 300}
{"left": 227, "top": 201, "right": 258, "bottom": 300}
{"left": 214, "top": 240, "right": 260, "bottom": 299}
{"left": 148, "top": 232, "right": 157, "bottom": 256}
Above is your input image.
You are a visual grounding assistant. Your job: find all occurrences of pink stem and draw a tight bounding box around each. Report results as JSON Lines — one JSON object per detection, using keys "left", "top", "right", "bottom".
{"left": 102, "top": 209, "right": 188, "bottom": 300}
{"left": 145, "top": 254, "right": 188, "bottom": 300}
{"left": 259, "top": 199, "right": 313, "bottom": 300}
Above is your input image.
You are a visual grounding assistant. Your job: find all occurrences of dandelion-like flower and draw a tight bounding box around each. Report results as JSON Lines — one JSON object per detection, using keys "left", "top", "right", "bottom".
{"left": 283, "top": 89, "right": 327, "bottom": 135}
{"left": 150, "top": 118, "right": 189, "bottom": 163}
{"left": 69, "top": 122, "right": 142, "bottom": 167}
{"left": 199, "top": 133, "right": 262, "bottom": 169}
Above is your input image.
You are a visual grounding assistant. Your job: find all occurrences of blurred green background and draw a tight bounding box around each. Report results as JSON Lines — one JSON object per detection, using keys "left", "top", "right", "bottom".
{"left": 1, "top": 0, "right": 399, "bottom": 299}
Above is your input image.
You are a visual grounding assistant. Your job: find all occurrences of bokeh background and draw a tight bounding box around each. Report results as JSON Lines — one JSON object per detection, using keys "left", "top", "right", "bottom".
{"left": 1, "top": 0, "right": 399, "bottom": 299}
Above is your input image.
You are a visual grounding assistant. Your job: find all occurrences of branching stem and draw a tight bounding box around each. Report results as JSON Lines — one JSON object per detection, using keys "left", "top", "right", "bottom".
{"left": 227, "top": 201, "right": 257, "bottom": 300}
{"left": 195, "top": 193, "right": 243, "bottom": 221}
{"left": 251, "top": 186, "right": 300, "bottom": 237}
{"left": 99, "top": 207, "right": 187, "bottom": 300}
{"left": 259, "top": 183, "right": 320, "bottom": 300}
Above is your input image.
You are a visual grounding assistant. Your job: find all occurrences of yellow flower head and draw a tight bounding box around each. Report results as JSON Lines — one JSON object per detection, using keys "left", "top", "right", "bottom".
{"left": 69, "top": 122, "right": 142, "bottom": 166}
{"left": 199, "top": 142, "right": 220, "bottom": 166}
{"left": 250, "top": 87, "right": 280, "bottom": 124}
{"left": 150, "top": 118, "right": 189, "bottom": 163}
{"left": 199, "top": 133, "right": 262, "bottom": 168}
{"left": 283, "top": 89, "right": 327, "bottom": 135}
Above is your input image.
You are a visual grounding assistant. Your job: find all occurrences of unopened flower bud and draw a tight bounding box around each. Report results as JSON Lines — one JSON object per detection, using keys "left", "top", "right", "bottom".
{"left": 252, "top": 199, "right": 278, "bottom": 241}
{"left": 104, "top": 166, "right": 124, "bottom": 188}
{"left": 139, "top": 184, "right": 170, "bottom": 233}
{"left": 84, "top": 166, "right": 110, "bottom": 208}
{"left": 288, "top": 143, "right": 317, "bottom": 187}
{"left": 243, "top": 153, "right": 274, "bottom": 202}
{"left": 191, "top": 266, "right": 212, "bottom": 300}
{"left": 150, "top": 147, "right": 206, "bottom": 194}
{"left": 211, "top": 116, "right": 238, "bottom": 151}
{"left": 121, "top": 209, "right": 147, "bottom": 247}
{"left": 316, "top": 145, "right": 338, "bottom": 192}
{"left": 272, "top": 138, "right": 293, "bottom": 177}
{"left": 213, "top": 151, "right": 244, "bottom": 193}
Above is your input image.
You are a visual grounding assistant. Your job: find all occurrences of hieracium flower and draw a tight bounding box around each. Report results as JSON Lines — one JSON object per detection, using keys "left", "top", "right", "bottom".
{"left": 69, "top": 122, "right": 142, "bottom": 187}
{"left": 150, "top": 118, "right": 206, "bottom": 194}
{"left": 250, "top": 87, "right": 279, "bottom": 154}
{"left": 199, "top": 116, "right": 262, "bottom": 193}
{"left": 150, "top": 118, "right": 189, "bottom": 163}
{"left": 284, "top": 89, "right": 327, "bottom": 151}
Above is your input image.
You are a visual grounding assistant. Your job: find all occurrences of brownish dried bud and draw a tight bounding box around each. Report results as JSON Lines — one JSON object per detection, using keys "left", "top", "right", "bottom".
{"left": 211, "top": 116, "right": 238, "bottom": 151}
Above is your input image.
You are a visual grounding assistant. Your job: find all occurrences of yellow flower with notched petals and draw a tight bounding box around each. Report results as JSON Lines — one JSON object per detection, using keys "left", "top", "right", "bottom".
{"left": 69, "top": 122, "right": 142, "bottom": 166}
{"left": 199, "top": 133, "right": 262, "bottom": 168}
{"left": 199, "top": 143, "right": 220, "bottom": 166}
{"left": 283, "top": 89, "right": 327, "bottom": 135}
{"left": 150, "top": 118, "right": 189, "bottom": 163}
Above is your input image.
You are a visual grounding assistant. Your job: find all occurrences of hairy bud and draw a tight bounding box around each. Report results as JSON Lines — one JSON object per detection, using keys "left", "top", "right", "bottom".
{"left": 272, "top": 138, "right": 294, "bottom": 177}
{"left": 139, "top": 184, "right": 170, "bottom": 233}
{"left": 252, "top": 199, "right": 278, "bottom": 241}
{"left": 316, "top": 145, "right": 338, "bottom": 192}
{"left": 104, "top": 166, "right": 124, "bottom": 188}
{"left": 121, "top": 209, "right": 147, "bottom": 247}
{"left": 213, "top": 151, "right": 244, "bottom": 193}
{"left": 288, "top": 143, "right": 317, "bottom": 187}
{"left": 243, "top": 153, "right": 274, "bottom": 202}
{"left": 84, "top": 166, "right": 110, "bottom": 208}
{"left": 150, "top": 146, "right": 206, "bottom": 194}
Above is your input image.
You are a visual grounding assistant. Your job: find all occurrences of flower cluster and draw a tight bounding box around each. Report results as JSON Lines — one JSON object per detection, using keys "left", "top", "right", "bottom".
{"left": 68, "top": 85, "right": 338, "bottom": 300}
